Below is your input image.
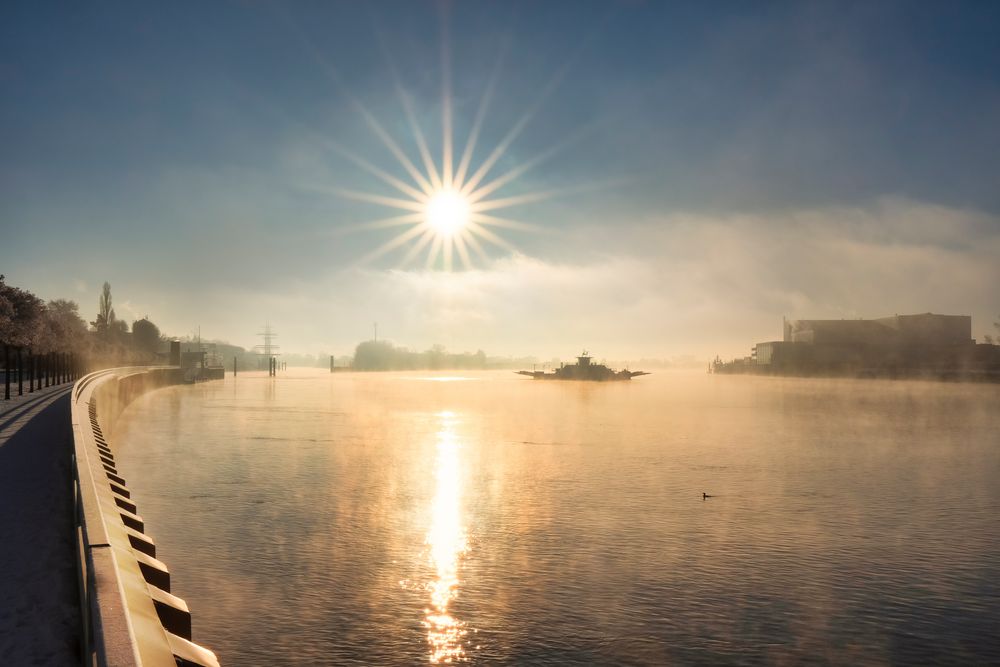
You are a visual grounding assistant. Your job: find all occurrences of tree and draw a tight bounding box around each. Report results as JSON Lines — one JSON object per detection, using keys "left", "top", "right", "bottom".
{"left": 109, "top": 319, "right": 129, "bottom": 340}
{"left": 0, "top": 281, "right": 13, "bottom": 344}
{"left": 353, "top": 340, "right": 397, "bottom": 370}
{"left": 428, "top": 343, "right": 447, "bottom": 369}
{"left": 40, "top": 299, "right": 89, "bottom": 353}
{"left": 132, "top": 318, "right": 161, "bottom": 358}
{"left": 92, "top": 281, "right": 116, "bottom": 337}
{"left": 0, "top": 274, "right": 45, "bottom": 348}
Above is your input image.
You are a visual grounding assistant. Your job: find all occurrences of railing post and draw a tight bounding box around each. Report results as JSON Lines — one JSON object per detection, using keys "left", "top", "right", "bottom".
{"left": 28, "top": 352, "right": 34, "bottom": 394}
{"left": 18, "top": 348, "right": 23, "bottom": 396}
{"left": 3, "top": 344, "right": 8, "bottom": 401}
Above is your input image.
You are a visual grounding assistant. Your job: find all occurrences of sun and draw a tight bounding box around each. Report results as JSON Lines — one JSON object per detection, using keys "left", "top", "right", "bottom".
{"left": 425, "top": 189, "right": 470, "bottom": 238}
{"left": 309, "top": 15, "right": 586, "bottom": 271}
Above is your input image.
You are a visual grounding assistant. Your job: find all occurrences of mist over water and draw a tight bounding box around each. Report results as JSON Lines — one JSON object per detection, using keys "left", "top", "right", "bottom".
{"left": 114, "top": 370, "right": 1000, "bottom": 665}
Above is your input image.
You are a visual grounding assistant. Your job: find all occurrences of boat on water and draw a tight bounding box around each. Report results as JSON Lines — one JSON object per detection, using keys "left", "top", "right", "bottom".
{"left": 517, "top": 351, "right": 650, "bottom": 381}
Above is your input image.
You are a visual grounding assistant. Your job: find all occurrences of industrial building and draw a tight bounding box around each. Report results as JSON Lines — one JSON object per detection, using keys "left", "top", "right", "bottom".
{"left": 714, "top": 313, "right": 1000, "bottom": 380}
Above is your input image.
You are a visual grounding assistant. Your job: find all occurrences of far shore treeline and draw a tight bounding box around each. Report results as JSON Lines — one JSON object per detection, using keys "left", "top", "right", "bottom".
{"left": 1, "top": 275, "right": 708, "bottom": 372}
{"left": 0, "top": 276, "right": 517, "bottom": 372}
{"left": 353, "top": 340, "right": 488, "bottom": 371}
{"left": 0, "top": 275, "right": 538, "bottom": 372}
{"left": 348, "top": 341, "right": 704, "bottom": 371}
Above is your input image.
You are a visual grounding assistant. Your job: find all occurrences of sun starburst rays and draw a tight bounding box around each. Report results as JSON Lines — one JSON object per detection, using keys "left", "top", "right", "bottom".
{"left": 359, "top": 222, "right": 431, "bottom": 266}
{"left": 375, "top": 26, "right": 443, "bottom": 193}
{"left": 333, "top": 188, "right": 426, "bottom": 213}
{"left": 336, "top": 94, "right": 569, "bottom": 270}
{"left": 324, "top": 19, "right": 583, "bottom": 273}
{"left": 440, "top": 11, "right": 454, "bottom": 191}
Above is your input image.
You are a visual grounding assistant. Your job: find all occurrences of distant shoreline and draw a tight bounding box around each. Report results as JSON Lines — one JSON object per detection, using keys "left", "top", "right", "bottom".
{"left": 711, "top": 367, "right": 1000, "bottom": 383}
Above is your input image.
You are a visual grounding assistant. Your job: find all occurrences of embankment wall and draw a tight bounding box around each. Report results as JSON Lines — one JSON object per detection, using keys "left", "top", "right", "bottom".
{"left": 72, "top": 367, "right": 219, "bottom": 667}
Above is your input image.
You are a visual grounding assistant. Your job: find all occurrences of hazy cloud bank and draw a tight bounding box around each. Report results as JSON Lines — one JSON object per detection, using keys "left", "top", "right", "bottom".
{"left": 173, "top": 198, "right": 998, "bottom": 360}
{"left": 15, "top": 198, "right": 995, "bottom": 361}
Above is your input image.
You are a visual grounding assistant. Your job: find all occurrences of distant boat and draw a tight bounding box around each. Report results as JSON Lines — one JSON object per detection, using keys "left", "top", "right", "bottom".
{"left": 517, "top": 351, "right": 650, "bottom": 382}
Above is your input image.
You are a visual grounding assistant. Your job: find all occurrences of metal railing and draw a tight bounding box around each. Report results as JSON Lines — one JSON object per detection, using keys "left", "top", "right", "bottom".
{"left": 2, "top": 345, "right": 83, "bottom": 402}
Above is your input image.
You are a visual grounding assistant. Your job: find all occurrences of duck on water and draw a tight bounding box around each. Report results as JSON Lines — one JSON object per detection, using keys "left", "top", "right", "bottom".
{"left": 517, "top": 352, "right": 650, "bottom": 382}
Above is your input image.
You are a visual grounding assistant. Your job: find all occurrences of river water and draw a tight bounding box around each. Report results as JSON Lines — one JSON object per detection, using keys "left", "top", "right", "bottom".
{"left": 114, "top": 369, "right": 1000, "bottom": 665}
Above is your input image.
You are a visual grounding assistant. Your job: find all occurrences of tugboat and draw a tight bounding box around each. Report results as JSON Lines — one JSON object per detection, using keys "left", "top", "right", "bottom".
{"left": 517, "top": 351, "right": 650, "bottom": 381}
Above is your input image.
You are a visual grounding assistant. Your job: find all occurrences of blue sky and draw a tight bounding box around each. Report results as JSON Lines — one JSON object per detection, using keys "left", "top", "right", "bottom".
{"left": 3, "top": 1, "right": 999, "bottom": 357}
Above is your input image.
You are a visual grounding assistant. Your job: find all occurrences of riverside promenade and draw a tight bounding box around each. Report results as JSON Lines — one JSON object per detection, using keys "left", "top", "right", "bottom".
{"left": 0, "top": 384, "right": 80, "bottom": 665}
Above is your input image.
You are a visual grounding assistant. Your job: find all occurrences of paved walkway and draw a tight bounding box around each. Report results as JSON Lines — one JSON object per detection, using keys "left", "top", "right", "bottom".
{"left": 0, "top": 383, "right": 80, "bottom": 665}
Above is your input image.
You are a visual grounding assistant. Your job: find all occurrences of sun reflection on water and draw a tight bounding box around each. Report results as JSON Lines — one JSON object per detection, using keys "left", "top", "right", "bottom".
{"left": 422, "top": 411, "right": 468, "bottom": 663}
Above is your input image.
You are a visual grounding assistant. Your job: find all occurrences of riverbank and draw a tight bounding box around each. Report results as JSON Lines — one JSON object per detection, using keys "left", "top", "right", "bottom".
{"left": 72, "top": 367, "right": 218, "bottom": 666}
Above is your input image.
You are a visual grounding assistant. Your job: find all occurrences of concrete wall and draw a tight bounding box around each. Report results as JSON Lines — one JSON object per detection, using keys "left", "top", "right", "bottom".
{"left": 90, "top": 367, "right": 183, "bottom": 438}
{"left": 72, "top": 367, "right": 219, "bottom": 667}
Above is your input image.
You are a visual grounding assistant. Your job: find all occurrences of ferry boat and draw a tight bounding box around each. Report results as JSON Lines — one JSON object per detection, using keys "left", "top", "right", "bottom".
{"left": 517, "top": 352, "right": 649, "bottom": 381}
